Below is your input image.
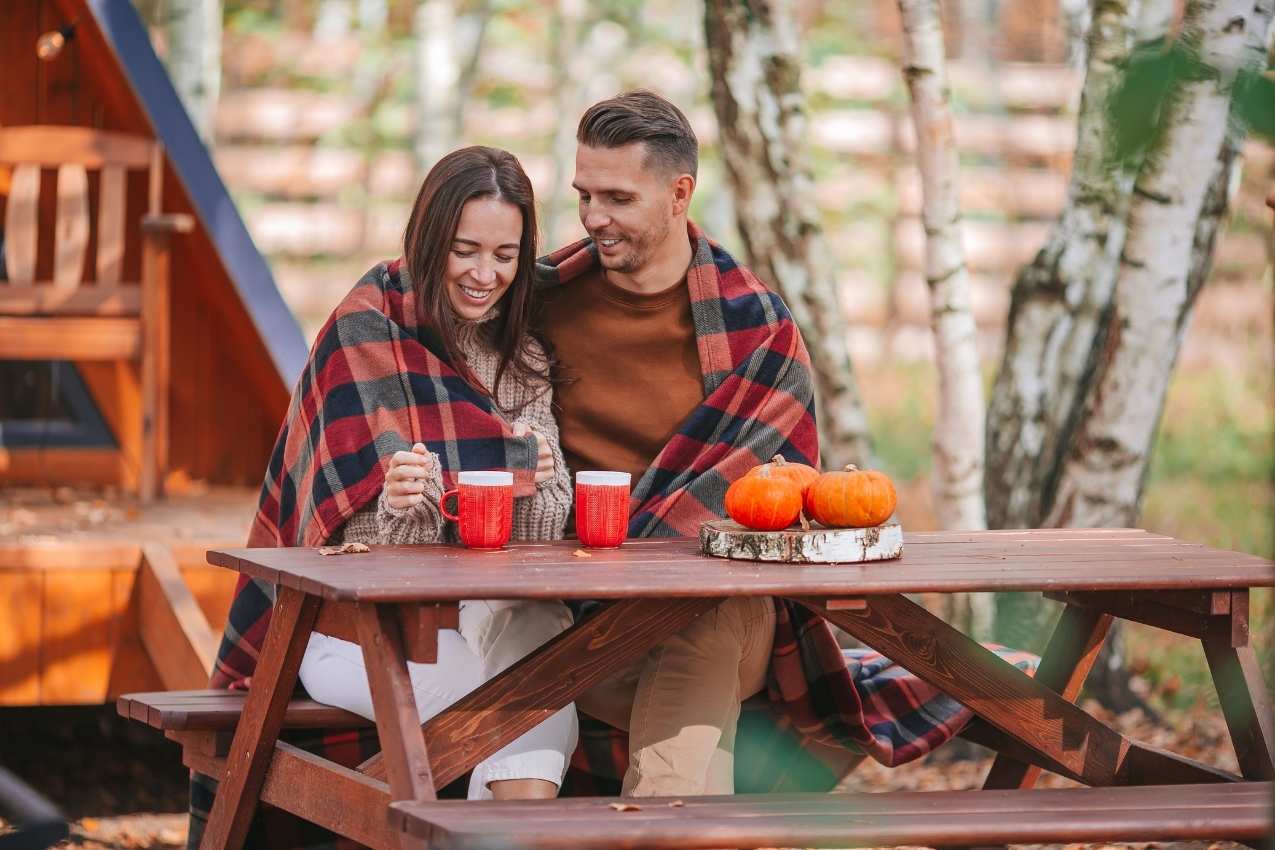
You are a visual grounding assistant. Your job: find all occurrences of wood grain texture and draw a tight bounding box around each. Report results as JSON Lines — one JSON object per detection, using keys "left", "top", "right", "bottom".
{"left": 198, "top": 586, "right": 319, "bottom": 850}
{"left": 137, "top": 544, "right": 218, "bottom": 689}
{"left": 356, "top": 602, "right": 438, "bottom": 802}
{"left": 116, "top": 690, "right": 370, "bottom": 732}
{"left": 361, "top": 597, "right": 719, "bottom": 787}
{"left": 208, "top": 531, "right": 1275, "bottom": 603}
{"left": 389, "top": 782, "right": 1274, "bottom": 850}
{"left": 53, "top": 163, "right": 89, "bottom": 286}
{"left": 184, "top": 740, "right": 395, "bottom": 850}
{"left": 983, "top": 604, "right": 1112, "bottom": 790}
{"left": 1043, "top": 590, "right": 1233, "bottom": 643}
{"left": 700, "top": 519, "right": 904, "bottom": 563}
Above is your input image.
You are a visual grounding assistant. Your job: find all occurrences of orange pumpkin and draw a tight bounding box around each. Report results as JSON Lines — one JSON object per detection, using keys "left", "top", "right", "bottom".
{"left": 748, "top": 454, "right": 819, "bottom": 494}
{"left": 804, "top": 465, "right": 897, "bottom": 528}
{"left": 725, "top": 467, "right": 803, "bottom": 531}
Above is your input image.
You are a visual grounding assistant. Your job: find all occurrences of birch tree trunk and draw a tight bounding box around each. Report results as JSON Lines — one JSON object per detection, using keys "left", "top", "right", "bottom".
{"left": 1046, "top": 0, "right": 1275, "bottom": 528}
{"left": 163, "top": 0, "right": 223, "bottom": 141}
{"left": 703, "top": 0, "right": 873, "bottom": 468}
{"left": 898, "top": 0, "right": 987, "bottom": 533}
{"left": 413, "top": 0, "right": 459, "bottom": 171}
{"left": 545, "top": 0, "right": 589, "bottom": 244}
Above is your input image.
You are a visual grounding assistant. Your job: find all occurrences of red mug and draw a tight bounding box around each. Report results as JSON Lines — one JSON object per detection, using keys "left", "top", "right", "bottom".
{"left": 575, "top": 471, "right": 631, "bottom": 549}
{"left": 439, "top": 471, "right": 514, "bottom": 549}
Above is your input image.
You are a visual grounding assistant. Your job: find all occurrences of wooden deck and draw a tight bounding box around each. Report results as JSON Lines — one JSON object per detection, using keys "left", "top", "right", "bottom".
{"left": 0, "top": 485, "right": 255, "bottom": 706}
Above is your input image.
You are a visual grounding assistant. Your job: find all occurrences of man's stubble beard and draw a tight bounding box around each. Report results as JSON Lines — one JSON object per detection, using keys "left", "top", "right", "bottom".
{"left": 599, "top": 216, "right": 672, "bottom": 275}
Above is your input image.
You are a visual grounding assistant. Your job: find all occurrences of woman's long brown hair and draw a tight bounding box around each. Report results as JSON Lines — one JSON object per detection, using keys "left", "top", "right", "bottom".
{"left": 402, "top": 146, "right": 542, "bottom": 404}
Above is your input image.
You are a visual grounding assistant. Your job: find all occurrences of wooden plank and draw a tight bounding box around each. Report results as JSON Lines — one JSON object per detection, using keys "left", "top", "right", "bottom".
{"left": 3, "top": 162, "right": 39, "bottom": 284}
{"left": 53, "top": 163, "right": 89, "bottom": 286}
{"left": 208, "top": 534, "right": 1275, "bottom": 603}
{"left": 1203, "top": 640, "right": 1275, "bottom": 781}
{"left": 0, "top": 126, "right": 154, "bottom": 169}
{"left": 361, "top": 597, "right": 721, "bottom": 788}
{"left": 184, "top": 741, "right": 395, "bottom": 850}
{"left": 0, "top": 284, "right": 140, "bottom": 314}
{"left": 139, "top": 227, "right": 172, "bottom": 501}
{"left": 119, "top": 690, "right": 370, "bottom": 731}
{"left": 0, "top": 447, "right": 129, "bottom": 487}
{"left": 1044, "top": 590, "right": 1233, "bottom": 643}
{"left": 137, "top": 543, "right": 218, "bottom": 690}
{"left": 40, "top": 569, "right": 117, "bottom": 703}
{"left": 77, "top": 359, "right": 142, "bottom": 490}
{"left": 97, "top": 164, "right": 126, "bottom": 285}
{"left": 0, "top": 316, "right": 140, "bottom": 359}
{"left": 356, "top": 602, "right": 438, "bottom": 802}
{"left": 0, "top": 541, "right": 141, "bottom": 571}
{"left": 983, "top": 604, "right": 1112, "bottom": 790}
{"left": 390, "top": 783, "right": 1274, "bottom": 850}
{"left": 197, "top": 586, "right": 319, "bottom": 850}
{"left": 0, "top": 572, "right": 43, "bottom": 703}
{"left": 105, "top": 567, "right": 165, "bottom": 699}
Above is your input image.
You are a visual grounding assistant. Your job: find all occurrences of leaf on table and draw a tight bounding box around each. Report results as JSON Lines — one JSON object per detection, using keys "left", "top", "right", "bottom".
{"left": 667, "top": 800, "right": 685, "bottom": 808}
{"left": 318, "top": 542, "right": 371, "bottom": 556}
{"left": 572, "top": 549, "right": 593, "bottom": 558}
{"left": 608, "top": 802, "right": 641, "bottom": 812}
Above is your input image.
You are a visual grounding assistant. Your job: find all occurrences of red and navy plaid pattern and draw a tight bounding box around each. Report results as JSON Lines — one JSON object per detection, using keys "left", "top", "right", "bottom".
{"left": 191, "top": 226, "right": 1034, "bottom": 849}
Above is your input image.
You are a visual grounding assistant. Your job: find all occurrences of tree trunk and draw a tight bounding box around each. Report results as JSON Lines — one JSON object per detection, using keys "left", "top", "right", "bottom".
{"left": 898, "top": 0, "right": 987, "bottom": 533}
{"left": 545, "top": 0, "right": 589, "bottom": 244}
{"left": 413, "top": 0, "right": 459, "bottom": 171}
{"left": 163, "top": 0, "right": 223, "bottom": 141}
{"left": 1046, "top": 0, "right": 1274, "bottom": 528}
{"left": 703, "top": 0, "right": 873, "bottom": 469}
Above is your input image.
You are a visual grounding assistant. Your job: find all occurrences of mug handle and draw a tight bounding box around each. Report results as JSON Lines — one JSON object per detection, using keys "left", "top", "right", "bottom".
{"left": 439, "top": 489, "right": 460, "bottom": 522}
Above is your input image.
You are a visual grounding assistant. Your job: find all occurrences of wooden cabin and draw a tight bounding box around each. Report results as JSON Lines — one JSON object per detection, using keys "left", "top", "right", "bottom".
{"left": 1, "top": 0, "right": 306, "bottom": 705}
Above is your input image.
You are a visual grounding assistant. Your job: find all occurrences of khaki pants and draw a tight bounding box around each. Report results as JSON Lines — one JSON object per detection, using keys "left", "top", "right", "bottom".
{"left": 577, "top": 596, "right": 776, "bottom": 796}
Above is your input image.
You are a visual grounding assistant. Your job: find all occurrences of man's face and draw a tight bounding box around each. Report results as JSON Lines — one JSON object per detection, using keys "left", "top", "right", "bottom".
{"left": 573, "top": 143, "right": 679, "bottom": 275}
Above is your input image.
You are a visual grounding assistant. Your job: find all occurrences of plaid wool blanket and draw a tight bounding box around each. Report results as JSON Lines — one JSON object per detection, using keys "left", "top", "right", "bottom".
{"left": 190, "top": 225, "right": 1035, "bottom": 849}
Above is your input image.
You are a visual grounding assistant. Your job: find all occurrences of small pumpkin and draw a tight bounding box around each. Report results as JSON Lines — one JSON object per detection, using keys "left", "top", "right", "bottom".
{"left": 725, "top": 467, "right": 803, "bottom": 531}
{"left": 748, "top": 454, "right": 819, "bottom": 494}
{"left": 804, "top": 465, "right": 897, "bottom": 528}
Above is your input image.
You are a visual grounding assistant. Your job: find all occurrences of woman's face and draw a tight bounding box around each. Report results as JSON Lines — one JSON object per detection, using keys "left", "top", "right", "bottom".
{"left": 444, "top": 196, "right": 523, "bottom": 321}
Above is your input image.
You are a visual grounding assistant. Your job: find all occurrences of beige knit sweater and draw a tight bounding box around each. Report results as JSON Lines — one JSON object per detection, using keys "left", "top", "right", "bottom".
{"left": 334, "top": 311, "right": 573, "bottom": 546}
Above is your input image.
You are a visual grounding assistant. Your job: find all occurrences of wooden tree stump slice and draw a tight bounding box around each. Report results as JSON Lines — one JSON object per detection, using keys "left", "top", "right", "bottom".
{"left": 700, "top": 520, "right": 904, "bottom": 564}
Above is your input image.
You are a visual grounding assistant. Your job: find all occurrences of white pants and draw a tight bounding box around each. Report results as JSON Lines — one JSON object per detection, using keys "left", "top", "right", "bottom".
{"left": 298, "top": 599, "right": 578, "bottom": 799}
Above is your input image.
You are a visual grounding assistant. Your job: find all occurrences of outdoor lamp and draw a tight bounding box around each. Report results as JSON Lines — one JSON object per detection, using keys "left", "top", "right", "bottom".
{"left": 36, "top": 20, "right": 77, "bottom": 62}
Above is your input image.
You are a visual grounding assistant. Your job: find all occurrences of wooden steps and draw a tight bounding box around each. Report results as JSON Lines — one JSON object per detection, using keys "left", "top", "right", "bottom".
{"left": 389, "top": 782, "right": 1274, "bottom": 850}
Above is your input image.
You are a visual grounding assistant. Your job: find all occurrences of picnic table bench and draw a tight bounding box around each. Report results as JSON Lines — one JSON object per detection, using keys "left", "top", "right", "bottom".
{"left": 119, "top": 528, "right": 1275, "bottom": 850}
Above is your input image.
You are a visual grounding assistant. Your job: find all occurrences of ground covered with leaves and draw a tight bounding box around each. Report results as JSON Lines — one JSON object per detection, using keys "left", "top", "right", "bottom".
{"left": 0, "top": 701, "right": 1254, "bottom": 850}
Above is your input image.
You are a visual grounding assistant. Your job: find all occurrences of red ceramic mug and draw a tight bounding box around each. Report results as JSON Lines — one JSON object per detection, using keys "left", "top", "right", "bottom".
{"left": 439, "top": 471, "right": 514, "bottom": 549}
{"left": 575, "top": 471, "right": 631, "bottom": 549}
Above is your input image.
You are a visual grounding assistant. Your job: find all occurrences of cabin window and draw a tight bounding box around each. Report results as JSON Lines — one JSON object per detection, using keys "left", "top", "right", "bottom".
{"left": 0, "top": 361, "right": 116, "bottom": 448}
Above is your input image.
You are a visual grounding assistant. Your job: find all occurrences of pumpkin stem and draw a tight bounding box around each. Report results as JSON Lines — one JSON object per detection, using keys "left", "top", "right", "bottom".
{"left": 844, "top": 464, "right": 859, "bottom": 472}
{"left": 771, "top": 455, "right": 787, "bottom": 465}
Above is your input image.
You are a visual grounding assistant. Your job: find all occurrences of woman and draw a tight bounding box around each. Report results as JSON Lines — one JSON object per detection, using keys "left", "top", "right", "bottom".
{"left": 207, "top": 147, "right": 576, "bottom": 813}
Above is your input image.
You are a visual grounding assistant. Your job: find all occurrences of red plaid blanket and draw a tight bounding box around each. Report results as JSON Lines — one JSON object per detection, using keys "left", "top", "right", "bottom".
{"left": 190, "top": 225, "right": 1033, "bottom": 849}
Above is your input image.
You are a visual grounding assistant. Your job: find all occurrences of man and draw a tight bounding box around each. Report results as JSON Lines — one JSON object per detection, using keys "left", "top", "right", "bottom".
{"left": 534, "top": 90, "right": 803, "bottom": 797}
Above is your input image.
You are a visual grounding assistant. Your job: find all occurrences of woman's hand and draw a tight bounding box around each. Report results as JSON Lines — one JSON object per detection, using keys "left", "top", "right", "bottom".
{"left": 385, "top": 443, "right": 435, "bottom": 510}
{"left": 513, "top": 422, "right": 554, "bottom": 484}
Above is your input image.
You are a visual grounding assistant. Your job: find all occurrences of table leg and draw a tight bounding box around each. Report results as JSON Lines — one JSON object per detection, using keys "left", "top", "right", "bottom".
{"left": 1203, "top": 592, "right": 1275, "bottom": 781}
{"left": 359, "top": 597, "right": 721, "bottom": 787}
{"left": 804, "top": 595, "right": 1233, "bottom": 787}
{"left": 355, "top": 602, "right": 438, "bottom": 802}
{"left": 982, "top": 604, "right": 1113, "bottom": 789}
{"left": 198, "top": 587, "right": 320, "bottom": 850}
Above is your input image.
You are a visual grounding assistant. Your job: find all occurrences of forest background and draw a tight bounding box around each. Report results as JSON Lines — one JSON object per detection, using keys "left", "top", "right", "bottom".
{"left": 138, "top": 0, "right": 1274, "bottom": 715}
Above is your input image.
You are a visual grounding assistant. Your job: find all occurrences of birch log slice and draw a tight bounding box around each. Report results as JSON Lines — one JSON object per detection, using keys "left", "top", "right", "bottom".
{"left": 700, "top": 520, "right": 903, "bottom": 563}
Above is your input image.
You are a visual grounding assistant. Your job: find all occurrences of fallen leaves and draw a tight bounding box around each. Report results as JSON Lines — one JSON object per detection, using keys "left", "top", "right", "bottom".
{"left": 318, "top": 542, "right": 371, "bottom": 555}
{"left": 572, "top": 549, "right": 592, "bottom": 558}
{"left": 608, "top": 802, "right": 641, "bottom": 812}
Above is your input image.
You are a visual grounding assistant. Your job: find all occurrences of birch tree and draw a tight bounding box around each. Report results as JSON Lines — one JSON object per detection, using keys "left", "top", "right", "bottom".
{"left": 413, "top": 0, "right": 460, "bottom": 170}
{"left": 898, "top": 0, "right": 987, "bottom": 533}
{"left": 703, "top": 0, "right": 873, "bottom": 468}
{"left": 162, "top": 0, "right": 223, "bottom": 141}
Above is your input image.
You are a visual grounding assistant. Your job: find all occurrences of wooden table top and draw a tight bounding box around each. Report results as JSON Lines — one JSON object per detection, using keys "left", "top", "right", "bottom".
{"left": 206, "top": 528, "right": 1275, "bottom": 603}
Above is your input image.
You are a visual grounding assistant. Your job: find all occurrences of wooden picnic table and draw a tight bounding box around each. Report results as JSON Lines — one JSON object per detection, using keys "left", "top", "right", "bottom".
{"left": 190, "top": 527, "right": 1275, "bottom": 850}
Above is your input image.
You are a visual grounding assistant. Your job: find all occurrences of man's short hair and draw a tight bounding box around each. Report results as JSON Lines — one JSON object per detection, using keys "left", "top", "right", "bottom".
{"left": 577, "top": 90, "right": 699, "bottom": 179}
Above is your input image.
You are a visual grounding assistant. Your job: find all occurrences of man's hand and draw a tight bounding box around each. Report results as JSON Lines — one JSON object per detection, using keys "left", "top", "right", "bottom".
{"left": 384, "top": 443, "right": 433, "bottom": 510}
{"left": 513, "top": 422, "right": 554, "bottom": 484}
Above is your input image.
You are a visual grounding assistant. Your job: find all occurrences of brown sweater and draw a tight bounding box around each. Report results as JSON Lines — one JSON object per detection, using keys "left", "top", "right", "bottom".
{"left": 335, "top": 312, "right": 573, "bottom": 545}
{"left": 537, "top": 266, "right": 703, "bottom": 486}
